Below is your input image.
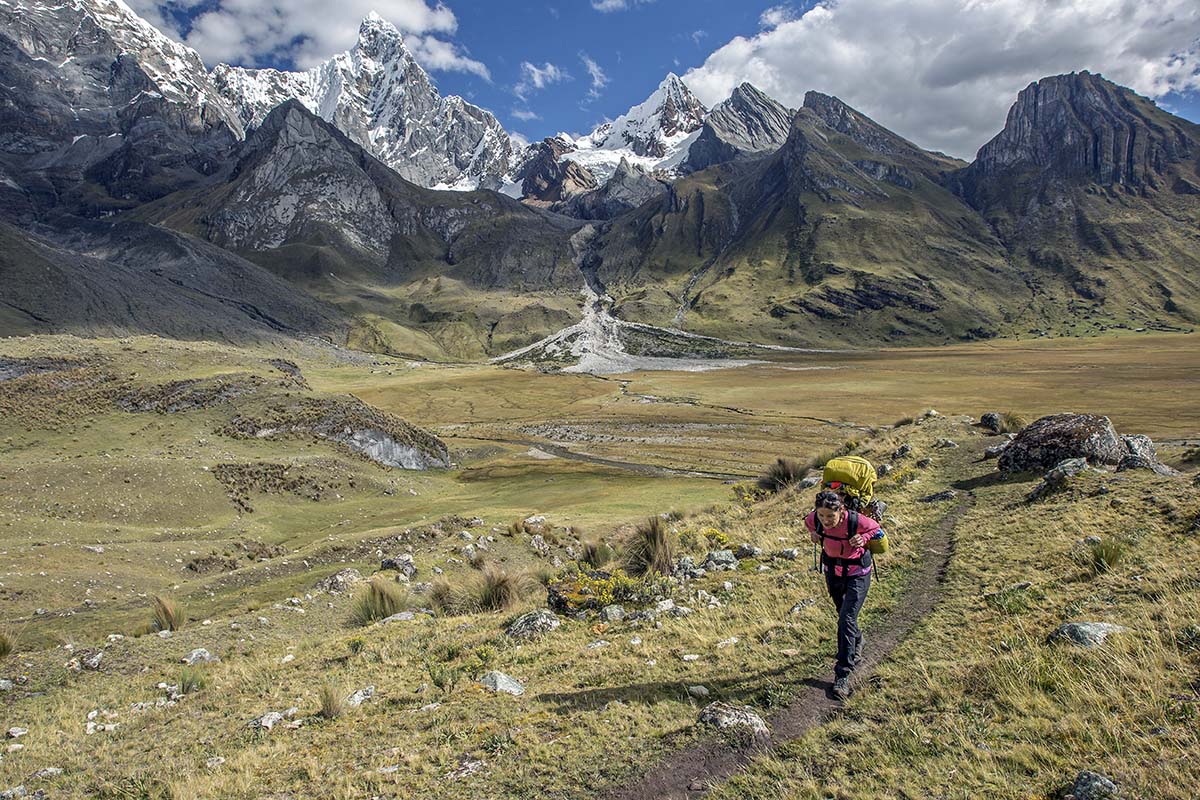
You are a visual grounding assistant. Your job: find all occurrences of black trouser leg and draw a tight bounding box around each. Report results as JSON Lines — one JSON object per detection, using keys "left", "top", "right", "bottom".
{"left": 825, "top": 571, "right": 871, "bottom": 679}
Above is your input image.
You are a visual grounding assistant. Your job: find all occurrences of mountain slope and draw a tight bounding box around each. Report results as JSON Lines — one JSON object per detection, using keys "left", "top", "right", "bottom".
{"left": 0, "top": 0, "right": 242, "bottom": 218}
{"left": 949, "top": 71, "right": 1200, "bottom": 325}
{"left": 0, "top": 219, "right": 348, "bottom": 343}
{"left": 682, "top": 82, "right": 794, "bottom": 173}
{"left": 591, "top": 92, "right": 1028, "bottom": 346}
{"left": 211, "top": 13, "right": 515, "bottom": 191}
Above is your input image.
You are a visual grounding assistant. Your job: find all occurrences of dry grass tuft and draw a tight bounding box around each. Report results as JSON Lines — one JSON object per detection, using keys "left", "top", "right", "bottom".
{"left": 151, "top": 595, "right": 183, "bottom": 632}
{"left": 318, "top": 680, "right": 345, "bottom": 720}
{"left": 998, "top": 412, "right": 1027, "bottom": 433}
{"left": 581, "top": 539, "right": 615, "bottom": 569}
{"left": 757, "top": 457, "right": 806, "bottom": 493}
{"left": 0, "top": 630, "right": 13, "bottom": 659}
{"left": 350, "top": 579, "right": 412, "bottom": 626}
{"left": 623, "top": 516, "right": 676, "bottom": 577}
{"left": 432, "top": 567, "right": 531, "bottom": 615}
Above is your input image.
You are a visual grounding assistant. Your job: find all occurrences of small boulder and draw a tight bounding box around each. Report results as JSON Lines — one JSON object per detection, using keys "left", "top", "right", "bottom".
{"left": 936, "top": 438, "right": 959, "bottom": 449}
{"left": 998, "top": 414, "right": 1125, "bottom": 473}
{"left": 380, "top": 612, "right": 415, "bottom": 623}
{"left": 314, "top": 568, "right": 363, "bottom": 594}
{"left": 479, "top": 671, "right": 524, "bottom": 696}
{"left": 697, "top": 702, "right": 770, "bottom": 746}
{"left": 918, "top": 489, "right": 957, "bottom": 503}
{"left": 776, "top": 548, "right": 800, "bottom": 561}
{"left": 1027, "top": 458, "right": 1089, "bottom": 501}
{"left": 983, "top": 440, "right": 1012, "bottom": 460}
{"left": 599, "top": 604, "right": 626, "bottom": 623}
{"left": 380, "top": 554, "right": 416, "bottom": 579}
{"left": 876, "top": 464, "right": 892, "bottom": 477}
{"left": 891, "top": 443, "right": 912, "bottom": 460}
{"left": 702, "top": 550, "right": 737, "bottom": 572}
{"left": 505, "top": 609, "right": 561, "bottom": 640}
{"left": 1048, "top": 622, "right": 1130, "bottom": 649}
{"left": 980, "top": 412, "right": 1002, "bottom": 433}
{"left": 1116, "top": 435, "right": 1179, "bottom": 476}
{"left": 734, "top": 543, "right": 763, "bottom": 559}
{"left": 688, "top": 685, "right": 710, "bottom": 699}
{"left": 798, "top": 475, "right": 821, "bottom": 489}
{"left": 181, "top": 648, "right": 219, "bottom": 666}
{"left": 529, "top": 535, "right": 550, "bottom": 557}
{"left": 345, "top": 686, "right": 375, "bottom": 707}
{"left": 1069, "top": 769, "right": 1121, "bottom": 800}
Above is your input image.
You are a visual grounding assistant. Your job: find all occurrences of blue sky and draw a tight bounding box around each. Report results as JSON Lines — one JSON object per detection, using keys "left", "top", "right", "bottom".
{"left": 147, "top": 0, "right": 1200, "bottom": 160}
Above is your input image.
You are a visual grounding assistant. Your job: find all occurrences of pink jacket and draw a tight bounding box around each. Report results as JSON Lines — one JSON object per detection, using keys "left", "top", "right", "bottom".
{"left": 804, "top": 510, "right": 882, "bottom": 577}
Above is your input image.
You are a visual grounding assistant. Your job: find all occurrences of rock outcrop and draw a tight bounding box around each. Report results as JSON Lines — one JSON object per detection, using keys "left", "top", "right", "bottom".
{"left": 682, "top": 83, "right": 794, "bottom": 173}
{"left": 998, "top": 414, "right": 1126, "bottom": 473}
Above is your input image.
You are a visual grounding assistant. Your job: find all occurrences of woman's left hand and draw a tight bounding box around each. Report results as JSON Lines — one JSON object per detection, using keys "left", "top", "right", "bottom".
{"left": 848, "top": 534, "right": 865, "bottom": 549}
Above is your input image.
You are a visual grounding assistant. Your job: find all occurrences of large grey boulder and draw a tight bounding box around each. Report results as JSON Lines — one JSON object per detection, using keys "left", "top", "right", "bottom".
{"left": 1027, "top": 458, "right": 1090, "bottom": 501}
{"left": 697, "top": 702, "right": 770, "bottom": 746}
{"left": 999, "top": 414, "right": 1125, "bottom": 473}
{"left": 1048, "top": 622, "right": 1130, "bottom": 648}
{"left": 505, "top": 609, "right": 561, "bottom": 640}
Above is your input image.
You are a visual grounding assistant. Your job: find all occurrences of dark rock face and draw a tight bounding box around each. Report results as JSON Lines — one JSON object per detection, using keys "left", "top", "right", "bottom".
{"left": 517, "top": 138, "right": 597, "bottom": 201}
{"left": 998, "top": 414, "right": 1125, "bottom": 473}
{"left": 0, "top": 0, "right": 241, "bottom": 218}
{"left": 682, "top": 83, "right": 794, "bottom": 173}
{"left": 955, "top": 71, "right": 1194, "bottom": 207}
{"left": 555, "top": 157, "right": 667, "bottom": 219}
{"left": 980, "top": 412, "right": 1002, "bottom": 432}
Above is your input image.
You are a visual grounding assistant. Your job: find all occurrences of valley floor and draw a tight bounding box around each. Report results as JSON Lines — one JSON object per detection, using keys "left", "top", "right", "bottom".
{"left": 0, "top": 332, "right": 1197, "bottom": 798}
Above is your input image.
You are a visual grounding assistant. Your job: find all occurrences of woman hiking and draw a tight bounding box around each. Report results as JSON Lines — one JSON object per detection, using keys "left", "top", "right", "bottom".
{"left": 806, "top": 489, "right": 887, "bottom": 700}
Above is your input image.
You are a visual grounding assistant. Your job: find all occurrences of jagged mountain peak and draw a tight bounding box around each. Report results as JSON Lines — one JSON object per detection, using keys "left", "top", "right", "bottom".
{"left": 680, "top": 82, "right": 793, "bottom": 173}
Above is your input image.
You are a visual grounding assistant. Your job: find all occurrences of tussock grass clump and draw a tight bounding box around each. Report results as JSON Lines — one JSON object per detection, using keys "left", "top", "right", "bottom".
{"left": 179, "top": 667, "right": 207, "bottom": 694}
{"left": 623, "top": 516, "right": 676, "bottom": 577}
{"left": 151, "top": 595, "right": 183, "bottom": 632}
{"left": 318, "top": 680, "right": 345, "bottom": 720}
{"left": 467, "top": 549, "right": 490, "bottom": 570}
{"left": 580, "top": 539, "right": 614, "bottom": 569}
{"left": 350, "top": 579, "right": 412, "bottom": 625}
{"left": 892, "top": 415, "right": 915, "bottom": 428}
{"left": 0, "top": 630, "right": 13, "bottom": 659}
{"left": 1086, "top": 537, "right": 1127, "bottom": 575}
{"left": 998, "top": 412, "right": 1027, "bottom": 433}
{"left": 432, "top": 567, "right": 530, "bottom": 615}
{"left": 505, "top": 519, "right": 525, "bottom": 537}
{"left": 757, "top": 457, "right": 805, "bottom": 493}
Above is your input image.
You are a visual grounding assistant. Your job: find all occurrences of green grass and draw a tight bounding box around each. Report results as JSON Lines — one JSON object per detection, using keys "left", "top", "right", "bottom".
{"left": 350, "top": 579, "right": 413, "bottom": 625}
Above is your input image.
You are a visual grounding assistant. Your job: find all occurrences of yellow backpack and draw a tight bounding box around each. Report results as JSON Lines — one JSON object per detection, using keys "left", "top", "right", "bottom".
{"left": 822, "top": 455, "right": 877, "bottom": 506}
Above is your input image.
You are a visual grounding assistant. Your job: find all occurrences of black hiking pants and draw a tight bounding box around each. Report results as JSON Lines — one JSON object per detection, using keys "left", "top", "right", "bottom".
{"left": 825, "top": 570, "right": 870, "bottom": 679}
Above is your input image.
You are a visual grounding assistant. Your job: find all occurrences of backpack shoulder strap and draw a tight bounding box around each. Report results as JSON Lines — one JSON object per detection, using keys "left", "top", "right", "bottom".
{"left": 848, "top": 510, "right": 858, "bottom": 537}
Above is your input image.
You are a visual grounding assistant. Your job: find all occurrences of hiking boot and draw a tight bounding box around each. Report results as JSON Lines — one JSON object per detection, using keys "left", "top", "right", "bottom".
{"left": 831, "top": 675, "right": 850, "bottom": 701}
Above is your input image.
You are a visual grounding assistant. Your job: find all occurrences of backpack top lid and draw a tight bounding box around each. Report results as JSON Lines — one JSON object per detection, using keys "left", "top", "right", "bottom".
{"left": 822, "top": 455, "right": 877, "bottom": 502}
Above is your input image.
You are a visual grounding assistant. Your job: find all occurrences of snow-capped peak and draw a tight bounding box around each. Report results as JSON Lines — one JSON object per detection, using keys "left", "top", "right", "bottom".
{"left": 212, "top": 13, "right": 514, "bottom": 190}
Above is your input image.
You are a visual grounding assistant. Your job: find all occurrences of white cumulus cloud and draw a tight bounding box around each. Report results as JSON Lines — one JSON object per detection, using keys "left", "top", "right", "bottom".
{"left": 133, "top": 0, "right": 488, "bottom": 77}
{"left": 684, "top": 0, "right": 1200, "bottom": 159}
{"left": 591, "top": 0, "right": 654, "bottom": 12}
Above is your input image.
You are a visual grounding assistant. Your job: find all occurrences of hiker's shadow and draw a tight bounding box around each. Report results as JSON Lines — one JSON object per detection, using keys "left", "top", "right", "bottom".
{"left": 535, "top": 662, "right": 829, "bottom": 713}
{"left": 952, "top": 470, "right": 1036, "bottom": 491}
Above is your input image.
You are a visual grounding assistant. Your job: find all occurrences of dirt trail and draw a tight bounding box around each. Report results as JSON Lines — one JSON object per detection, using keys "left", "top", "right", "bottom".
{"left": 604, "top": 492, "right": 975, "bottom": 800}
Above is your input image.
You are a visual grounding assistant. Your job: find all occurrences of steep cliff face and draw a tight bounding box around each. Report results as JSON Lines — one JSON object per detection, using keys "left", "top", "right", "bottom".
{"left": 949, "top": 72, "right": 1200, "bottom": 323}
{"left": 0, "top": 0, "right": 241, "bottom": 217}
{"left": 682, "top": 83, "right": 794, "bottom": 173}
{"left": 515, "top": 138, "right": 598, "bottom": 202}
{"left": 212, "top": 13, "right": 515, "bottom": 190}
{"left": 554, "top": 157, "right": 668, "bottom": 220}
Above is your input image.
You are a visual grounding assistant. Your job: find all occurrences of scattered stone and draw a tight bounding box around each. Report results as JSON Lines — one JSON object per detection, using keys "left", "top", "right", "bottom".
{"left": 5, "top": 729, "right": 27, "bottom": 740}
{"left": 380, "top": 554, "right": 416, "bottom": 579}
{"left": 0, "top": 680, "right": 12, "bottom": 692}
{"left": 1048, "top": 622, "right": 1131, "bottom": 649}
{"left": 717, "top": 636, "right": 739, "bottom": 649}
{"left": 702, "top": 550, "right": 737, "bottom": 572}
{"left": 936, "top": 438, "right": 959, "bottom": 449}
{"left": 674, "top": 555, "right": 705, "bottom": 579}
{"left": 891, "top": 443, "right": 912, "bottom": 459}
{"left": 798, "top": 475, "right": 821, "bottom": 489}
{"left": 876, "top": 464, "right": 892, "bottom": 477}
{"left": 529, "top": 535, "right": 550, "bottom": 557}
{"left": 248, "top": 708, "right": 298, "bottom": 731}
{"left": 29, "top": 768, "right": 61, "bottom": 781}
{"left": 346, "top": 686, "right": 375, "bottom": 707}
{"left": 600, "top": 604, "right": 626, "bottom": 623}
{"left": 156, "top": 630, "right": 173, "bottom": 639}
{"left": 918, "top": 489, "right": 957, "bottom": 503}
{"left": 655, "top": 599, "right": 676, "bottom": 613}
{"left": 505, "top": 609, "right": 561, "bottom": 640}
{"left": 460, "top": 544, "right": 477, "bottom": 562}
{"left": 697, "top": 702, "right": 770, "bottom": 746}
{"left": 586, "top": 640, "right": 610, "bottom": 649}
{"left": 789, "top": 599, "right": 816, "bottom": 614}
{"left": 457, "top": 531, "right": 474, "bottom": 542}
{"left": 181, "top": 648, "right": 219, "bottom": 666}
{"left": 681, "top": 654, "right": 701, "bottom": 662}
{"left": 980, "top": 412, "right": 1002, "bottom": 432}
{"left": 523, "top": 515, "right": 546, "bottom": 526}
{"left": 1069, "top": 770, "right": 1121, "bottom": 800}
{"left": 313, "top": 568, "right": 363, "bottom": 594}
{"left": 688, "top": 685, "right": 710, "bottom": 699}
{"left": 380, "top": 612, "right": 415, "bottom": 623}
{"left": 206, "top": 757, "right": 226, "bottom": 769}
{"left": 915, "top": 457, "right": 933, "bottom": 468}
{"left": 479, "top": 671, "right": 524, "bottom": 696}
{"left": 983, "top": 440, "right": 1012, "bottom": 459}
{"left": 81, "top": 545, "right": 105, "bottom": 554}
{"left": 446, "top": 757, "right": 485, "bottom": 781}
{"left": 734, "top": 543, "right": 763, "bottom": 559}
{"left": 280, "top": 654, "right": 295, "bottom": 665}
{"left": 998, "top": 413, "right": 1125, "bottom": 473}
{"left": 1027, "top": 458, "right": 1090, "bottom": 501}
{"left": 776, "top": 548, "right": 799, "bottom": 561}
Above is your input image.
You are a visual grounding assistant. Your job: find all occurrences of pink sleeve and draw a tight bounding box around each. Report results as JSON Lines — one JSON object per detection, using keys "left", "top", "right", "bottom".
{"left": 857, "top": 515, "right": 881, "bottom": 536}
{"left": 803, "top": 511, "right": 816, "bottom": 533}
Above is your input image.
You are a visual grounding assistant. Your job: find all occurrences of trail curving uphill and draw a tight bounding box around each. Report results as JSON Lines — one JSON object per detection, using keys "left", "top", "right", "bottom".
{"left": 604, "top": 492, "right": 976, "bottom": 800}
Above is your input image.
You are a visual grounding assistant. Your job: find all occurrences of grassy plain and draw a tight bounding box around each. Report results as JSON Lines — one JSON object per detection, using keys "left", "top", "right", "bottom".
{"left": 0, "top": 331, "right": 1197, "bottom": 798}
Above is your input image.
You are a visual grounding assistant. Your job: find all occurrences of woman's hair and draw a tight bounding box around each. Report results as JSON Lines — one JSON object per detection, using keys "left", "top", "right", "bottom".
{"left": 814, "top": 489, "right": 844, "bottom": 511}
